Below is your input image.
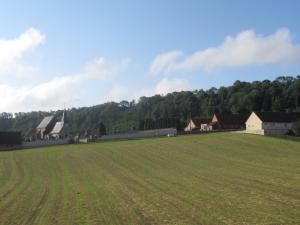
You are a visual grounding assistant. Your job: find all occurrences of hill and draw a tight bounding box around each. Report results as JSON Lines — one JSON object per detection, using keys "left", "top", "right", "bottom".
{"left": 0, "top": 133, "right": 299, "bottom": 224}
{"left": 0, "top": 76, "right": 300, "bottom": 136}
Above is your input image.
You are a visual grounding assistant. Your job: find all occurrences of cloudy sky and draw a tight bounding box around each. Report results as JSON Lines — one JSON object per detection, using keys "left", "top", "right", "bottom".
{"left": 1, "top": 0, "right": 300, "bottom": 112}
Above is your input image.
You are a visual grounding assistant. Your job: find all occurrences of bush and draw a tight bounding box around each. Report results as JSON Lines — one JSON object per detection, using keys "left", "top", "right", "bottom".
{"left": 0, "top": 132, "right": 22, "bottom": 146}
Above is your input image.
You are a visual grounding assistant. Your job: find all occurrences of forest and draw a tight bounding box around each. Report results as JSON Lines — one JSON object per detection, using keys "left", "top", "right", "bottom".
{"left": 0, "top": 76, "right": 299, "bottom": 137}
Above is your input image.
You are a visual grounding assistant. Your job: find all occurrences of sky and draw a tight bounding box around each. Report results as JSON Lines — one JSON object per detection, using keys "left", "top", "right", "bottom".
{"left": 1, "top": 0, "right": 300, "bottom": 112}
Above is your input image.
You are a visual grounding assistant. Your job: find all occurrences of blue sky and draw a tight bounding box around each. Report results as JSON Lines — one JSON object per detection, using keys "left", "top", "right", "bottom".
{"left": 0, "top": 0, "right": 300, "bottom": 112}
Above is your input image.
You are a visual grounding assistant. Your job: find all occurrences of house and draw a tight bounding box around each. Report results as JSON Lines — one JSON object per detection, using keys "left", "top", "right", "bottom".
{"left": 184, "top": 118, "right": 211, "bottom": 132}
{"left": 245, "top": 111, "right": 300, "bottom": 135}
{"left": 36, "top": 116, "right": 55, "bottom": 139}
{"left": 50, "top": 112, "right": 68, "bottom": 139}
{"left": 208, "top": 113, "right": 249, "bottom": 130}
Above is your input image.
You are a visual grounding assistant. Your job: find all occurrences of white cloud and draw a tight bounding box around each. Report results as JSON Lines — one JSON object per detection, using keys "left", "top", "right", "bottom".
{"left": 150, "top": 28, "right": 300, "bottom": 74}
{"left": 0, "top": 27, "right": 45, "bottom": 76}
{"left": 98, "top": 77, "right": 191, "bottom": 104}
{"left": 154, "top": 78, "right": 190, "bottom": 95}
{"left": 0, "top": 76, "right": 76, "bottom": 112}
{"left": 100, "top": 84, "right": 130, "bottom": 103}
{"left": 83, "top": 57, "right": 130, "bottom": 80}
{"left": 149, "top": 51, "right": 182, "bottom": 75}
{"left": 0, "top": 57, "right": 129, "bottom": 112}
{"left": 135, "top": 78, "right": 191, "bottom": 99}
{"left": 0, "top": 27, "right": 129, "bottom": 112}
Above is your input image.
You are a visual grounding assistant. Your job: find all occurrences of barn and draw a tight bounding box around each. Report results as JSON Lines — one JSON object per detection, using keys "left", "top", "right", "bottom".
{"left": 208, "top": 113, "right": 249, "bottom": 130}
{"left": 245, "top": 111, "right": 300, "bottom": 135}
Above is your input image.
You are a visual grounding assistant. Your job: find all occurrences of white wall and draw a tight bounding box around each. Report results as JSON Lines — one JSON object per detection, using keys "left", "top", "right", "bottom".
{"left": 22, "top": 139, "right": 69, "bottom": 148}
{"left": 246, "top": 112, "right": 262, "bottom": 131}
{"left": 184, "top": 121, "right": 197, "bottom": 131}
{"left": 243, "top": 130, "right": 265, "bottom": 135}
{"left": 200, "top": 124, "right": 210, "bottom": 131}
{"left": 262, "top": 122, "right": 293, "bottom": 130}
{"left": 99, "top": 128, "right": 177, "bottom": 141}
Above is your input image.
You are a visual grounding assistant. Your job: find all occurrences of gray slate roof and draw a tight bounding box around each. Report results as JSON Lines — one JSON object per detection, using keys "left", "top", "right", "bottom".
{"left": 37, "top": 116, "right": 54, "bottom": 129}
{"left": 50, "top": 122, "right": 64, "bottom": 134}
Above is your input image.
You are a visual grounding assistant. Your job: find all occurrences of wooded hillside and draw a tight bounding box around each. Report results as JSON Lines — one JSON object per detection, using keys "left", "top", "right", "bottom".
{"left": 1, "top": 76, "right": 299, "bottom": 136}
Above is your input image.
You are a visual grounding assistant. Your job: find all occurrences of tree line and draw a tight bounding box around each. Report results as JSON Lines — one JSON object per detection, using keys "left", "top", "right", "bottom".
{"left": 0, "top": 76, "right": 300, "bottom": 137}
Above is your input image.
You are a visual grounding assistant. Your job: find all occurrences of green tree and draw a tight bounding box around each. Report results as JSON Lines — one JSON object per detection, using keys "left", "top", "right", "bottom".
{"left": 98, "top": 122, "right": 106, "bottom": 136}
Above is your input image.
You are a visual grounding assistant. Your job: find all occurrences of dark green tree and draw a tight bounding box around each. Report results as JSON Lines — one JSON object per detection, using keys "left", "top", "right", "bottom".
{"left": 98, "top": 122, "right": 106, "bottom": 136}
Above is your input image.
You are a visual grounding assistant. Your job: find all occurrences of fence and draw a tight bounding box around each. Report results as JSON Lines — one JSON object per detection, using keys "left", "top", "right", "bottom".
{"left": 178, "top": 129, "right": 244, "bottom": 135}
{"left": 98, "top": 128, "right": 177, "bottom": 141}
{"left": 22, "top": 139, "right": 69, "bottom": 148}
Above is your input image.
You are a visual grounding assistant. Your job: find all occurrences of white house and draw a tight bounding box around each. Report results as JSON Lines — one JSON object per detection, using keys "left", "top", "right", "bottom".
{"left": 245, "top": 112, "right": 299, "bottom": 135}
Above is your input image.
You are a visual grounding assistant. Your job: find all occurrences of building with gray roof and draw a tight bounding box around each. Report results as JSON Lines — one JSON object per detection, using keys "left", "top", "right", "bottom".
{"left": 36, "top": 116, "right": 55, "bottom": 139}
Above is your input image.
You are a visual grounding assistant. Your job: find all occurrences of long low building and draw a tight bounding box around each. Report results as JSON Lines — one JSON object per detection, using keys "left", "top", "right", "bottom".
{"left": 99, "top": 128, "right": 177, "bottom": 141}
{"left": 208, "top": 113, "right": 249, "bottom": 130}
{"left": 185, "top": 114, "right": 250, "bottom": 132}
{"left": 245, "top": 111, "right": 300, "bottom": 135}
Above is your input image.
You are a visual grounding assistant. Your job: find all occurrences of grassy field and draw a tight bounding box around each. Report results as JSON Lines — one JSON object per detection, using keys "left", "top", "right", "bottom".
{"left": 0, "top": 133, "right": 299, "bottom": 225}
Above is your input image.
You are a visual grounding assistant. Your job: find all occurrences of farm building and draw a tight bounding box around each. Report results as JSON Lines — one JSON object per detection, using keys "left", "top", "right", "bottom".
{"left": 245, "top": 111, "right": 300, "bottom": 135}
{"left": 184, "top": 118, "right": 211, "bottom": 132}
{"left": 36, "top": 116, "right": 55, "bottom": 139}
{"left": 208, "top": 113, "right": 249, "bottom": 130}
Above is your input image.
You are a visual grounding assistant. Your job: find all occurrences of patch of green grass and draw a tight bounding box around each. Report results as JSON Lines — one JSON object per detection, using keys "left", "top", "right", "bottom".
{"left": 0, "top": 133, "right": 299, "bottom": 225}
